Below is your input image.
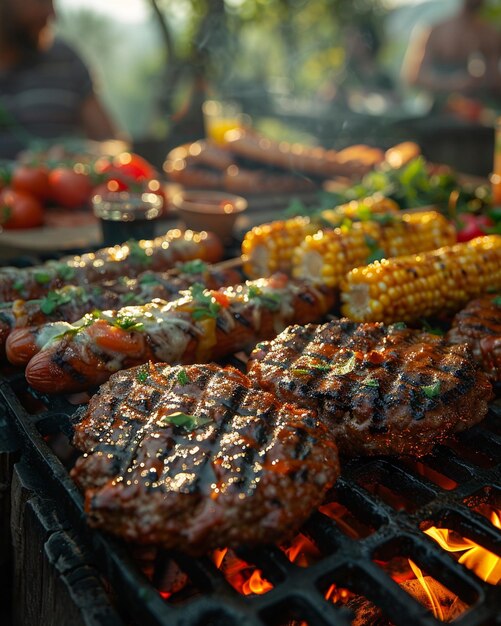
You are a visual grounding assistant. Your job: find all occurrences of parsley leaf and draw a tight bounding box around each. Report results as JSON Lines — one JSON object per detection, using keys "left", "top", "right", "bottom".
{"left": 139, "top": 273, "right": 160, "bottom": 285}
{"left": 422, "top": 381, "right": 441, "bottom": 399}
{"left": 112, "top": 315, "right": 144, "bottom": 331}
{"left": 13, "top": 279, "right": 24, "bottom": 293}
{"left": 364, "top": 234, "right": 385, "bottom": 264}
{"left": 136, "top": 367, "right": 149, "bottom": 383}
{"left": 128, "top": 240, "right": 152, "bottom": 266}
{"left": 33, "top": 270, "right": 52, "bottom": 285}
{"left": 330, "top": 352, "right": 357, "bottom": 375}
{"left": 40, "top": 290, "right": 73, "bottom": 315}
{"left": 159, "top": 411, "right": 212, "bottom": 431}
{"left": 362, "top": 377, "right": 379, "bottom": 388}
{"left": 247, "top": 285, "right": 282, "bottom": 311}
{"left": 177, "top": 369, "right": 191, "bottom": 385}
{"left": 189, "top": 283, "right": 221, "bottom": 319}
{"left": 177, "top": 259, "right": 207, "bottom": 275}
{"left": 56, "top": 264, "right": 76, "bottom": 281}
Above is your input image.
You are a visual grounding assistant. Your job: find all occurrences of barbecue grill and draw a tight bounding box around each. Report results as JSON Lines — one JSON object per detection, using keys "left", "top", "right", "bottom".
{"left": 1, "top": 359, "right": 500, "bottom": 626}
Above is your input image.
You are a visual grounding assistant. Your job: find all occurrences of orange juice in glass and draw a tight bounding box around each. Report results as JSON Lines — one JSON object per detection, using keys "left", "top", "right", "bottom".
{"left": 203, "top": 100, "right": 242, "bottom": 144}
{"left": 492, "top": 117, "right": 501, "bottom": 205}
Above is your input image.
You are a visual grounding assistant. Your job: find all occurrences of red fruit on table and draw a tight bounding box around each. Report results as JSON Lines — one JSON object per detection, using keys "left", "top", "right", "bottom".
{"left": 456, "top": 213, "right": 494, "bottom": 242}
{"left": 0, "top": 187, "right": 44, "bottom": 229}
{"left": 48, "top": 167, "right": 93, "bottom": 208}
{"left": 11, "top": 165, "right": 51, "bottom": 200}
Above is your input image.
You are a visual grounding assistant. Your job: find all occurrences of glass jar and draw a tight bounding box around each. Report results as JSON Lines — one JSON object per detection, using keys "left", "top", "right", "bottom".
{"left": 92, "top": 191, "right": 163, "bottom": 245}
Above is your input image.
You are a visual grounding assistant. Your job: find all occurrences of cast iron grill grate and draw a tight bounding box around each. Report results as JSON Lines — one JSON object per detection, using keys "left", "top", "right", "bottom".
{"left": 1, "top": 365, "right": 500, "bottom": 626}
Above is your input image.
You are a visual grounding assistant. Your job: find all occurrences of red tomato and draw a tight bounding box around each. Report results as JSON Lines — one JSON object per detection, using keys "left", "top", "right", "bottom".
{"left": 0, "top": 188, "right": 44, "bottom": 229}
{"left": 95, "top": 152, "right": 156, "bottom": 182}
{"left": 211, "top": 291, "right": 230, "bottom": 308}
{"left": 48, "top": 167, "right": 93, "bottom": 208}
{"left": 456, "top": 214, "right": 494, "bottom": 242}
{"left": 11, "top": 165, "right": 51, "bottom": 200}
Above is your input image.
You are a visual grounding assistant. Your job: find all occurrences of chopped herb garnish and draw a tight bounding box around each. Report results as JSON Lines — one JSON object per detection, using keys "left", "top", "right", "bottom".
{"left": 364, "top": 234, "right": 385, "bottom": 264}
{"left": 139, "top": 273, "right": 160, "bottom": 285}
{"left": 159, "top": 411, "right": 212, "bottom": 431}
{"left": 128, "top": 240, "right": 152, "bottom": 266}
{"left": 392, "top": 322, "right": 407, "bottom": 330}
{"left": 362, "top": 377, "right": 379, "bottom": 388}
{"left": 255, "top": 342, "right": 267, "bottom": 350}
{"left": 177, "top": 259, "right": 207, "bottom": 275}
{"left": 122, "top": 292, "right": 139, "bottom": 305}
{"left": 189, "top": 283, "right": 221, "bottom": 319}
{"left": 56, "top": 264, "right": 76, "bottom": 281}
{"left": 422, "top": 381, "right": 441, "bottom": 399}
{"left": 112, "top": 315, "right": 144, "bottom": 331}
{"left": 13, "top": 279, "right": 24, "bottom": 292}
{"left": 247, "top": 285, "right": 281, "bottom": 311}
{"left": 33, "top": 270, "right": 51, "bottom": 285}
{"left": 40, "top": 290, "right": 73, "bottom": 315}
{"left": 136, "top": 367, "right": 149, "bottom": 383}
{"left": 177, "top": 369, "right": 191, "bottom": 385}
{"left": 291, "top": 368, "right": 311, "bottom": 375}
{"left": 330, "top": 352, "right": 357, "bottom": 375}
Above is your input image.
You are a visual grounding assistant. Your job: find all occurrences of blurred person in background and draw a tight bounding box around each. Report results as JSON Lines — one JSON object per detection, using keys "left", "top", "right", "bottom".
{"left": 0, "top": 0, "right": 118, "bottom": 159}
{"left": 402, "top": 0, "right": 501, "bottom": 107}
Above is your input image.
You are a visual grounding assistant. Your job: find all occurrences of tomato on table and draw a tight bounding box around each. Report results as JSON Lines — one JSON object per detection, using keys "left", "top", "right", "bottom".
{"left": 456, "top": 213, "right": 494, "bottom": 242}
{"left": 48, "top": 167, "right": 93, "bottom": 208}
{"left": 11, "top": 165, "right": 51, "bottom": 200}
{"left": 0, "top": 187, "right": 44, "bottom": 229}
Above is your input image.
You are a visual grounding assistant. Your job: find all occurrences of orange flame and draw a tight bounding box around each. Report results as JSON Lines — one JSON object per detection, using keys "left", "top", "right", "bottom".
{"left": 423, "top": 509, "right": 501, "bottom": 585}
{"left": 211, "top": 548, "right": 273, "bottom": 596}
{"left": 241, "top": 569, "right": 273, "bottom": 595}
{"left": 282, "top": 533, "right": 321, "bottom": 567}
{"left": 408, "top": 560, "right": 445, "bottom": 621}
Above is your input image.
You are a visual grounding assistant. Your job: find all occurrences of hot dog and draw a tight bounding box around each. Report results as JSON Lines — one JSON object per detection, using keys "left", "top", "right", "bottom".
{"left": 4, "top": 260, "right": 242, "bottom": 365}
{"left": 0, "top": 229, "right": 223, "bottom": 303}
{"left": 25, "top": 275, "right": 336, "bottom": 394}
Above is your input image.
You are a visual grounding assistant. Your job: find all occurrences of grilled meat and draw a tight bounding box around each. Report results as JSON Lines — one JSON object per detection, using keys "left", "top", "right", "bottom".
{"left": 446, "top": 295, "right": 501, "bottom": 383}
{"left": 71, "top": 363, "right": 340, "bottom": 554}
{"left": 0, "top": 229, "right": 222, "bottom": 303}
{"left": 247, "top": 318, "right": 493, "bottom": 457}
{"left": 3, "top": 260, "right": 241, "bottom": 365}
{"left": 25, "top": 276, "right": 335, "bottom": 394}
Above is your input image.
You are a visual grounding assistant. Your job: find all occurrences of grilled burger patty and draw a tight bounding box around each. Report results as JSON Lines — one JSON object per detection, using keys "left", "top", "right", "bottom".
{"left": 71, "top": 363, "right": 340, "bottom": 554}
{"left": 446, "top": 295, "right": 501, "bottom": 384}
{"left": 247, "top": 319, "right": 493, "bottom": 457}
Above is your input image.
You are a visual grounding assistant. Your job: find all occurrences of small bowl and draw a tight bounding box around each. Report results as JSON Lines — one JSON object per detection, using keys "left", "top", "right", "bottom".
{"left": 172, "top": 190, "right": 247, "bottom": 242}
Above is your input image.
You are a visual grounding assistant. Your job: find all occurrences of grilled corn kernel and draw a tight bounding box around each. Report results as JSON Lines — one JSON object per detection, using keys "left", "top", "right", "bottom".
{"left": 241, "top": 216, "right": 316, "bottom": 278}
{"left": 292, "top": 210, "right": 456, "bottom": 287}
{"left": 341, "top": 235, "right": 501, "bottom": 323}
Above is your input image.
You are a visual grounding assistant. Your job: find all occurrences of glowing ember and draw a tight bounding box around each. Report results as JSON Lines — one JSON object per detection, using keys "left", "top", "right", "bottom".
{"left": 211, "top": 548, "right": 273, "bottom": 596}
{"left": 408, "top": 560, "right": 445, "bottom": 621}
{"left": 282, "top": 533, "right": 321, "bottom": 567}
{"left": 423, "top": 509, "right": 501, "bottom": 585}
{"left": 242, "top": 570, "right": 273, "bottom": 595}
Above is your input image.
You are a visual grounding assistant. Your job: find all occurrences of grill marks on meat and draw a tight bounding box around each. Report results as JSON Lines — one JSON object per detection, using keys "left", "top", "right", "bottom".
{"left": 247, "top": 319, "right": 493, "bottom": 457}
{"left": 446, "top": 295, "right": 501, "bottom": 383}
{"left": 71, "top": 363, "right": 340, "bottom": 554}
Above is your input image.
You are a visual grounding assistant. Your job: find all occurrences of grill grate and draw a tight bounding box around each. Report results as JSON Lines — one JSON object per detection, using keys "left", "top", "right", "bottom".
{"left": 1, "top": 366, "right": 500, "bottom": 626}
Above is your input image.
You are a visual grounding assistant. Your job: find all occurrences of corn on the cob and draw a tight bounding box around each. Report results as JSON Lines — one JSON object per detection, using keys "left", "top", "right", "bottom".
{"left": 292, "top": 210, "right": 456, "bottom": 287}
{"left": 340, "top": 235, "right": 501, "bottom": 324}
{"left": 241, "top": 216, "right": 317, "bottom": 278}
{"left": 319, "top": 193, "right": 400, "bottom": 228}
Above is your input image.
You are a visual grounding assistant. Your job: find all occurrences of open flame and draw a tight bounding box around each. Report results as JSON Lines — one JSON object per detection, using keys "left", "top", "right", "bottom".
{"left": 422, "top": 508, "right": 501, "bottom": 585}
{"left": 211, "top": 547, "right": 273, "bottom": 595}
{"left": 408, "top": 560, "right": 445, "bottom": 621}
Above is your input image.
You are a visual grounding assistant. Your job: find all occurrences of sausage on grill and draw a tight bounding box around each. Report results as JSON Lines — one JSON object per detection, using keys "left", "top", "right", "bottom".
{"left": 3, "top": 261, "right": 241, "bottom": 365}
{"left": 0, "top": 229, "right": 223, "bottom": 303}
{"left": 25, "top": 276, "right": 336, "bottom": 394}
{"left": 71, "top": 363, "right": 340, "bottom": 554}
{"left": 247, "top": 318, "right": 493, "bottom": 457}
